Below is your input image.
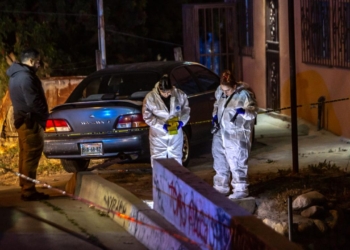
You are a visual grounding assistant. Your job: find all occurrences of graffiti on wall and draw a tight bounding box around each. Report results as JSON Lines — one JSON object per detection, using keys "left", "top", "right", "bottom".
{"left": 153, "top": 172, "right": 167, "bottom": 213}
{"left": 154, "top": 173, "right": 232, "bottom": 249}
{"left": 129, "top": 207, "right": 189, "bottom": 250}
{"left": 103, "top": 194, "right": 127, "bottom": 219}
{"left": 154, "top": 172, "right": 272, "bottom": 249}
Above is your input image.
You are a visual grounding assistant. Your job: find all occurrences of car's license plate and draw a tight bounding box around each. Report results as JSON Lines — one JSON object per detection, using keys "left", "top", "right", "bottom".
{"left": 80, "top": 143, "right": 103, "bottom": 156}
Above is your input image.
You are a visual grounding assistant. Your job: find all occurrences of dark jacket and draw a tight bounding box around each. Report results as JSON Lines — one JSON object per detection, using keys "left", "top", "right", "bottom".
{"left": 6, "top": 63, "right": 49, "bottom": 129}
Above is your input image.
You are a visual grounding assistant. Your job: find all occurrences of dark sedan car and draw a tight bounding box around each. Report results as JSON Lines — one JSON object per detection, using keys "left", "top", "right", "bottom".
{"left": 43, "top": 61, "right": 219, "bottom": 172}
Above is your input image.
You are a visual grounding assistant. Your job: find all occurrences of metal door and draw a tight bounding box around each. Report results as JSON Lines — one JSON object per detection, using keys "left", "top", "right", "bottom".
{"left": 182, "top": 3, "right": 241, "bottom": 80}
{"left": 266, "top": 0, "right": 280, "bottom": 111}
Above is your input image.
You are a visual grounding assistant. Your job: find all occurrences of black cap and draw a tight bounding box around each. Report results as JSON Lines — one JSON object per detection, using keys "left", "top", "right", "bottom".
{"left": 159, "top": 74, "right": 172, "bottom": 90}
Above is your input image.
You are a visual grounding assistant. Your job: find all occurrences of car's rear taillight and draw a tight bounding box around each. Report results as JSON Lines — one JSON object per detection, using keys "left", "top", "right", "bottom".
{"left": 45, "top": 119, "right": 72, "bottom": 132}
{"left": 116, "top": 114, "right": 148, "bottom": 129}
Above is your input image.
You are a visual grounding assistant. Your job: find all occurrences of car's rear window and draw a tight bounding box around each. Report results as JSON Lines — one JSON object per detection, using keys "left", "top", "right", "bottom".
{"left": 67, "top": 72, "right": 159, "bottom": 102}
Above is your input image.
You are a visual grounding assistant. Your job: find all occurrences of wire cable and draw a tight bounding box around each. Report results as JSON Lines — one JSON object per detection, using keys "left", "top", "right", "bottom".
{"left": 106, "top": 29, "right": 183, "bottom": 47}
{"left": 0, "top": 10, "right": 96, "bottom": 17}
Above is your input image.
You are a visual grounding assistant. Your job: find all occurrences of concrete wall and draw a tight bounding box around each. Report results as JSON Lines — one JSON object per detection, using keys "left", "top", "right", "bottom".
{"left": 241, "top": 0, "right": 350, "bottom": 138}
{"left": 75, "top": 172, "right": 200, "bottom": 250}
{"left": 153, "top": 159, "right": 300, "bottom": 250}
{"left": 242, "top": 0, "right": 266, "bottom": 108}
{"left": 74, "top": 159, "right": 301, "bottom": 249}
{"left": 41, "top": 76, "right": 85, "bottom": 111}
{"left": 292, "top": 0, "right": 350, "bottom": 137}
{"left": 0, "top": 76, "right": 84, "bottom": 138}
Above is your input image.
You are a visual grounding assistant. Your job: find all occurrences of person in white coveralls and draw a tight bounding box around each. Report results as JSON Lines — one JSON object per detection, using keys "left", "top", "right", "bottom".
{"left": 142, "top": 74, "right": 190, "bottom": 167}
{"left": 211, "top": 70, "right": 257, "bottom": 199}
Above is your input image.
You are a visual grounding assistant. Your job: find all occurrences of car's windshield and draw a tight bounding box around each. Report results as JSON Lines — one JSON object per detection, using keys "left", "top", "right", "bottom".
{"left": 66, "top": 72, "right": 159, "bottom": 102}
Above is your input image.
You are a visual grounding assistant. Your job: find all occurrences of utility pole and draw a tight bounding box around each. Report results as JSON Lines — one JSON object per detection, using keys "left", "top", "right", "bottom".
{"left": 288, "top": 0, "right": 299, "bottom": 173}
{"left": 96, "top": 0, "right": 106, "bottom": 70}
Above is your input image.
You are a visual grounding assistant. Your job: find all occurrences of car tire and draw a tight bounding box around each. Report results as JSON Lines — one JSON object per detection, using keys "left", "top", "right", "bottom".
{"left": 61, "top": 159, "right": 90, "bottom": 173}
{"left": 182, "top": 128, "right": 190, "bottom": 167}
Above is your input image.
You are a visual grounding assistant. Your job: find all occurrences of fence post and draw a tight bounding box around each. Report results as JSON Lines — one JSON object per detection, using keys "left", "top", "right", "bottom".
{"left": 317, "top": 96, "right": 325, "bottom": 131}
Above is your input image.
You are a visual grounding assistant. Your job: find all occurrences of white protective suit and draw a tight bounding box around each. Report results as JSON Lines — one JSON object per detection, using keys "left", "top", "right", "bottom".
{"left": 142, "top": 82, "right": 190, "bottom": 166}
{"left": 212, "top": 82, "right": 257, "bottom": 197}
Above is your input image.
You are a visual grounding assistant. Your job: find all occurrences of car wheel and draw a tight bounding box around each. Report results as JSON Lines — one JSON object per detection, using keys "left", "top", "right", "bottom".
{"left": 182, "top": 128, "right": 190, "bottom": 167}
{"left": 60, "top": 159, "right": 90, "bottom": 173}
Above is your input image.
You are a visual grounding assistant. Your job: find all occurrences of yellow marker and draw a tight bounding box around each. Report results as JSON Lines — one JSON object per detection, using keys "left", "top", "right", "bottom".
{"left": 167, "top": 117, "right": 179, "bottom": 135}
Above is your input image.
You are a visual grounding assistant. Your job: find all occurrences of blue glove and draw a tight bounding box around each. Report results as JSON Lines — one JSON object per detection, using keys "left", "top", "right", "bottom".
{"left": 235, "top": 108, "right": 245, "bottom": 115}
{"left": 163, "top": 123, "right": 169, "bottom": 132}
{"left": 212, "top": 115, "right": 218, "bottom": 125}
{"left": 177, "top": 121, "right": 184, "bottom": 130}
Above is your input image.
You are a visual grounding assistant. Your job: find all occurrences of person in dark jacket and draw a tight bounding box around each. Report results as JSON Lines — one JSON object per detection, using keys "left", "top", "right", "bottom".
{"left": 6, "top": 48, "right": 49, "bottom": 201}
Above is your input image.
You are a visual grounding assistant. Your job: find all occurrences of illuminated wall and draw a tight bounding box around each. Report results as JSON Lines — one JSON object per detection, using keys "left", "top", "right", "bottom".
{"left": 241, "top": 0, "right": 350, "bottom": 138}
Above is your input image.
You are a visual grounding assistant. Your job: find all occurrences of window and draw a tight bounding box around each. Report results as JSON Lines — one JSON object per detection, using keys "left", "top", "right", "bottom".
{"left": 301, "top": 0, "right": 350, "bottom": 68}
{"left": 183, "top": 3, "right": 241, "bottom": 75}
{"left": 171, "top": 67, "right": 200, "bottom": 95}
{"left": 114, "top": 73, "right": 158, "bottom": 96}
{"left": 237, "top": 0, "right": 254, "bottom": 57}
{"left": 67, "top": 75, "right": 106, "bottom": 102}
{"left": 333, "top": 0, "right": 350, "bottom": 67}
{"left": 301, "top": 0, "right": 331, "bottom": 65}
{"left": 198, "top": 7, "right": 227, "bottom": 75}
{"left": 67, "top": 72, "right": 159, "bottom": 102}
{"left": 187, "top": 65, "right": 219, "bottom": 91}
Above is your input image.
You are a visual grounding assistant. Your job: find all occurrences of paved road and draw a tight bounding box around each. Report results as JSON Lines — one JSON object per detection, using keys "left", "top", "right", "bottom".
{"left": 0, "top": 175, "right": 147, "bottom": 250}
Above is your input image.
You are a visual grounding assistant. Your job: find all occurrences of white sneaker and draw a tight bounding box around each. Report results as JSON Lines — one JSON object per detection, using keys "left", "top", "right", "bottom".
{"left": 228, "top": 191, "right": 248, "bottom": 199}
{"left": 213, "top": 186, "right": 230, "bottom": 196}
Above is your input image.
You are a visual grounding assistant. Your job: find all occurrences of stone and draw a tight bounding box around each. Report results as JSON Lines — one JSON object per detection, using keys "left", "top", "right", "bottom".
{"left": 256, "top": 200, "right": 277, "bottom": 218}
{"left": 292, "top": 191, "right": 326, "bottom": 210}
{"left": 313, "top": 219, "right": 328, "bottom": 234}
{"left": 263, "top": 218, "right": 275, "bottom": 228}
{"left": 297, "top": 219, "right": 316, "bottom": 234}
{"left": 301, "top": 188, "right": 314, "bottom": 194}
{"left": 301, "top": 205, "right": 325, "bottom": 218}
{"left": 293, "top": 215, "right": 316, "bottom": 235}
{"left": 230, "top": 196, "right": 256, "bottom": 214}
{"left": 262, "top": 219, "right": 288, "bottom": 236}
{"left": 325, "top": 209, "right": 340, "bottom": 230}
{"left": 274, "top": 222, "right": 288, "bottom": 236}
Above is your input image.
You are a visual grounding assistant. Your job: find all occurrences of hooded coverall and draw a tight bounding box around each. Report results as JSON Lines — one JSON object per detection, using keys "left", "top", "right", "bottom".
{"left": 212, "top": 83, "right": 257, "bottom": 198}
{"left": 142, "top": 82, "right": 190, "bottom": 166}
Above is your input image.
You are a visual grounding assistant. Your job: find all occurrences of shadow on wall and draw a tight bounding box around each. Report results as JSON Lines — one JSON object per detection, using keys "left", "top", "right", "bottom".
{"left": 280, "top": 70, "right": 342, "bottom": 136}
{"left": 0, "top": 76, "right": 85, "bottom": 140}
